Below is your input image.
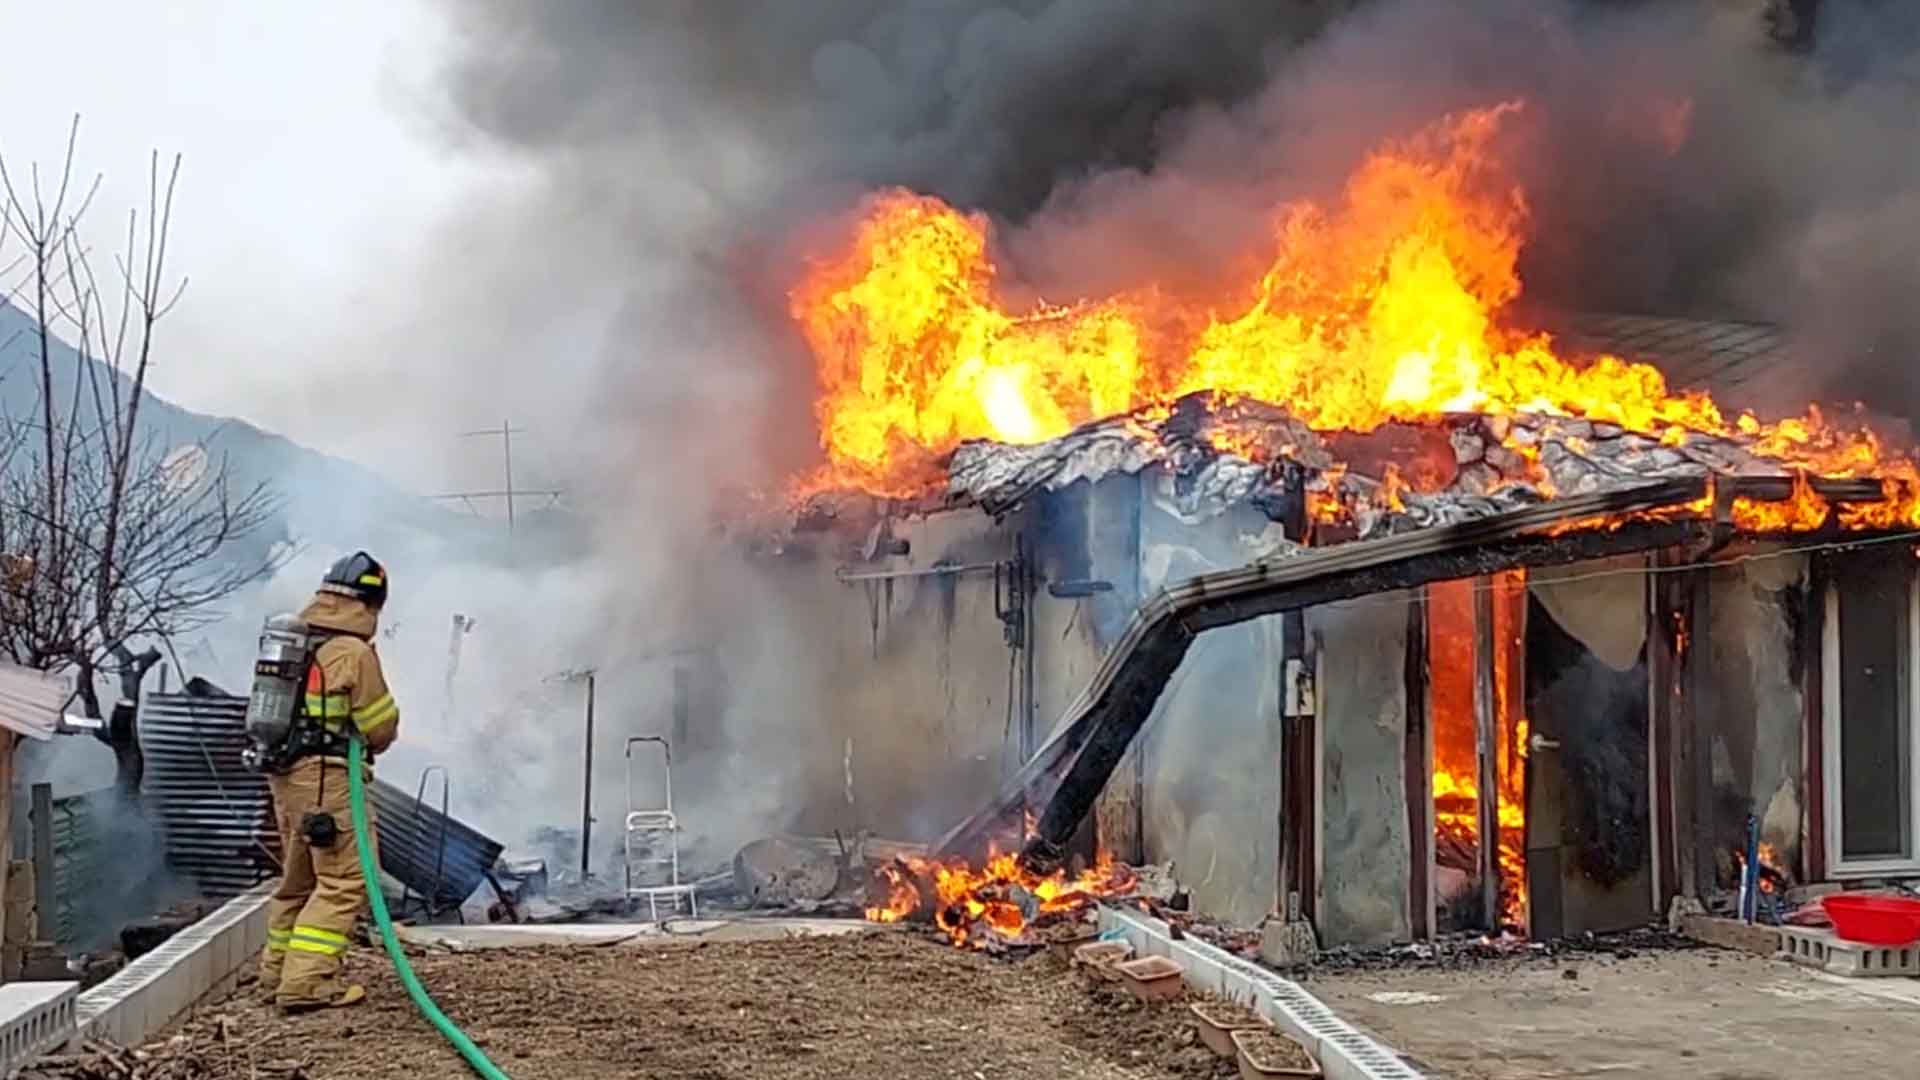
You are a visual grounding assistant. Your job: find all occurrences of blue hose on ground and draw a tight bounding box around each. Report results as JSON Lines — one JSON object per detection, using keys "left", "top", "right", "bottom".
{"left": 347, "top": 737, "right": 512, "bottom": 1080}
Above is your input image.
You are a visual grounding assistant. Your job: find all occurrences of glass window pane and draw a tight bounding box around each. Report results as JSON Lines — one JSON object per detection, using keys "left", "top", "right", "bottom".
{"left": 1839, "top": 560, "right": 1912, "bottom": 861}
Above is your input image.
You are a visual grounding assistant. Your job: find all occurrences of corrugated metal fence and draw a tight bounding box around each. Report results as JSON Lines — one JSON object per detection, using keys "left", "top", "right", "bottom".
{"left": 137, "top": 692, "right": 279, "bottom": 897}
{"left": 139, "top": 690, "right": 502, "bottom": 911}
{"left": 367, "top": 776, "right": 503, "bottom": 911}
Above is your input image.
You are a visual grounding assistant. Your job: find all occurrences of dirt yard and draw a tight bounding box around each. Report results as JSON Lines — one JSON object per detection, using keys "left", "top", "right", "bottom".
{"left": 1308, "top": 944, "right": 1920, "bottom": 1078}
{"left": 28, "top": 932, "right": 1239, "bottom": 1079}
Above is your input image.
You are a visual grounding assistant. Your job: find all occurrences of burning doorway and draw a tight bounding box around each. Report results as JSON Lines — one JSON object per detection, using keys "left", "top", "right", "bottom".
{"left": 1427, "top": 573, "right": 1528, "bottom": 935}
{"left": 1426, "top": 560, "right": 1655, "bottom": 940}
{"left": 1524, "top": 558, "right": 1655, "bottom": 940}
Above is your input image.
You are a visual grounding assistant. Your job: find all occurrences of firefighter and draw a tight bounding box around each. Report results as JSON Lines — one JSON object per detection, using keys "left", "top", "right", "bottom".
{"left": 257, "top": 552, "right": 400, "bottom": 1011}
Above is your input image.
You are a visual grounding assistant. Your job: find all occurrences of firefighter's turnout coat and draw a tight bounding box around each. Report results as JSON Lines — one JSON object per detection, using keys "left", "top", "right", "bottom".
{"left": 258, "top": 591, "right": 400, "bottom": 1007}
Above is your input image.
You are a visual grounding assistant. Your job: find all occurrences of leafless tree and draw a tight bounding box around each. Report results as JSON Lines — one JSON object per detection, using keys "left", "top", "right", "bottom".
{"left": 0, "top": 118, "right": 284, "bottom": 715}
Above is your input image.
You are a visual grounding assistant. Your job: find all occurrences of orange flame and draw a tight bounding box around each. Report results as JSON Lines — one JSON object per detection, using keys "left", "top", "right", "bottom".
{"left": 1380, "top": 464, "right": 1410, "bottom": 514}
{"left": 1428, "top": 574, "right": 1529, "bottom": 933}
{"left": 791, "top": 192, "right": 1144, "bottom": 495}
{"left": 1308, "top": 466, "right": 1351, "bottom": 526}
{"left": 865, "top": 850, "right": 1136, "bottom": 948}
{"left": 1732, "top": 470, "right": 1831, "bottom": 533}
{"left": 1490, "top": 571, "right": 1529, "bottom": 931}
{"left": 790, "top": 101, "right": 1918, "bottom": 518}
{"left": 1735, "top": 841, "right": 1789, "bottom": 896}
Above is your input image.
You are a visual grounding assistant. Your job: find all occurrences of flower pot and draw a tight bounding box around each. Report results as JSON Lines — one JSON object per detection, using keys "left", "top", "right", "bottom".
{"left": 1232, "top": 1028, "right": 1321, "bottom": 1079}
{"left": 1115, "top": 955, "right": 1185, "bottom": 1003}
{"left": 1190, "top": 1000, "right": 1270, "bottom": 1058}
{"left": 1073, "top": 940, "right": 1133, "bottom": 981}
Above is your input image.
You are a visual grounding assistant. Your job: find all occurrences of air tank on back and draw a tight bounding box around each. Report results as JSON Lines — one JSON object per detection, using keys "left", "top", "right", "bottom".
{"left": 242, "top": 612, "right": 310, "bottom": 770}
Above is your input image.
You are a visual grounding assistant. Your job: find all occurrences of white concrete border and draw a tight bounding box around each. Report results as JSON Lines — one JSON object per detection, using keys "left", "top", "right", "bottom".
{"left": 1098, "top": 906, "right": 1424, "bottom": 1080}
{"left": 396, "top": 917, "right": 880, "bottom": 950}
{"left": 0, "top": 981, "right": 78, "bottom": 1075}
{"left": 66, "top": 883, "right": 271, "bottom": 1051}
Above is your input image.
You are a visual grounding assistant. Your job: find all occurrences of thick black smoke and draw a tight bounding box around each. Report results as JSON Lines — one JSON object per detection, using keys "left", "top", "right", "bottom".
{"left": 422, "top": 0, "right": 1365, "bottom": 493}
{"left": 435, "top": 1, "right": 1353, "bottom": 221}
{"left": 1509, "top": 0, "right": 1920, "bottom": 416}
{"left": 430, "top": 0, "right": 1920, "bottom": 427}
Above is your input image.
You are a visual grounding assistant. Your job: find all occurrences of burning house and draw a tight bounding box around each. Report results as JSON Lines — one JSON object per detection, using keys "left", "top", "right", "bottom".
{"left": 721, "top": 103, "right": 1920, "bottom": 950}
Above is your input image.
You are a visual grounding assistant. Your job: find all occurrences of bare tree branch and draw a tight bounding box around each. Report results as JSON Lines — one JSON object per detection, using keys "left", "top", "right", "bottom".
{"left": 0, "top": 122, "right": 282, "bottom": 712}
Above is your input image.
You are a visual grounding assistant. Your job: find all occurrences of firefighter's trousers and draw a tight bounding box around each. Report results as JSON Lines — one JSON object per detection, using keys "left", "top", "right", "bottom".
{"left": 258, "top": 755, "right": 378, "bottom": 1005}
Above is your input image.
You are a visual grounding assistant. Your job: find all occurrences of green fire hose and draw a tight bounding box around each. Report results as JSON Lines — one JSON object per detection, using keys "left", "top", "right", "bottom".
{"left": 347, "top": 737, "right": 512, "bottom": 1079}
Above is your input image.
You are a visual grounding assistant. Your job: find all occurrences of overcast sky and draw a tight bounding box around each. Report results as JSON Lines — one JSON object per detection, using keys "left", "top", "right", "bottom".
{"left": 0, "top": 1, "right": 543, "bottom": 494}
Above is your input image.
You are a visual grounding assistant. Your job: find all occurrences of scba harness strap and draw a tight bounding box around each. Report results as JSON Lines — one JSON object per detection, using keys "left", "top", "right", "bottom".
{"left": 272, "top": 632, "right": 363, "bottom": 771}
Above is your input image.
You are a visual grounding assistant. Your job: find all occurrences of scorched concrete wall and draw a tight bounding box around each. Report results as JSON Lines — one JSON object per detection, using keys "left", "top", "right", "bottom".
{"left": 1029, "top": 475, "right": 1145, "bottom": 859}
{"left": 1699, "top": 549, "right": 1806, "bottom": 881}
{"left": 1134, "top": 470, "right": 1289, "bottom": 928}
{"left": 741, "top": 509, "right": 1024, "bottom": 843}
{"left": 1011, "top": 466, "right": 1291, "bottom": 928}
{"left": 1311, "top": 594, "right": 1413, "bottom": 947}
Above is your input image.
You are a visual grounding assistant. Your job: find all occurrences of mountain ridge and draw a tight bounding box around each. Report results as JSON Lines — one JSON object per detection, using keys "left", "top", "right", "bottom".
{"left": 0, "top": 298, "right": 489, "bottom": 563}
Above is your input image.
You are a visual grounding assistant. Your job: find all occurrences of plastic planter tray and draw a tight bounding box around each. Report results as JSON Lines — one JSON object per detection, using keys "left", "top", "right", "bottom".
{"left": 1191, "top": 999, "right": 1271, "bottom": 1058}
{"left": 1115, "top": 955, "right": 1185, "bottom": 1003}
{"left": 1231, "top": 1028, "right": 1323, "bottom": 1079}
{"left": 1073, "top": 940, "right": 1133, "bottom": 981}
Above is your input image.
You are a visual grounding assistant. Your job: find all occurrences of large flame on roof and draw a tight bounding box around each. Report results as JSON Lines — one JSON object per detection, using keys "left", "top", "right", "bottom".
{"left": 790, "top": 101, "right": 1915, "bottom": 513}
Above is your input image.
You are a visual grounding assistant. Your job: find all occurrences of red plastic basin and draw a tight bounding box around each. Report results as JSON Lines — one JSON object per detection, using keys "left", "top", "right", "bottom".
{"left": 1821, "top": 894, "right": 1920, "bottom": 946}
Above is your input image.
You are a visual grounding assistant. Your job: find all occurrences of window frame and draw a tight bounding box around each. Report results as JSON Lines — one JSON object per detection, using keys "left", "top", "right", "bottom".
{"left": 1822, "top": 576, "right": 1920, "bottom": 878}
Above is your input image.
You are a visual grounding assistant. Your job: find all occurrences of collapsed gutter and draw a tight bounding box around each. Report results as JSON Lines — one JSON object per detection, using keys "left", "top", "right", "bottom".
{"left": 936, "top": 474, "right": 1734, "bottom": 868}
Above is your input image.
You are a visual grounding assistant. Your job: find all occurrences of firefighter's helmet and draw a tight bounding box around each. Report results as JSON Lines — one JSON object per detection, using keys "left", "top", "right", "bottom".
{"left": 319, "top": 551, "right": 389, "bottom": 609}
